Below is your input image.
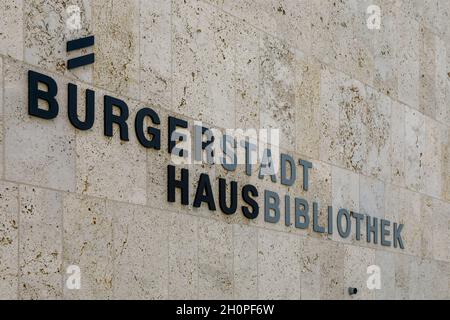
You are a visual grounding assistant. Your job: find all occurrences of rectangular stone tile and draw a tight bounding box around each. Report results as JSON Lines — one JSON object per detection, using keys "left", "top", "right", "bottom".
{"left": 0, "top": 0, "right": 23, "bottom": 60}
{"left": 423, "top": 118, "right": 445, "bottom": 198}
{"left": 19, "top": 185, "right": 63, "bottom": 300}
{"left": 374, "top": 250, "right": 396, "bottom": 300}
{"left": 0, "top": 181, "right": 19, "bottom": 299}
{"left": 296, "top": 59, "right": 321, "bottom": 160}
{"left": 430, "top": 199, "right": 450, "bottom": 262}
{"left": 444, "top": 130, "right": 450, "bottom": 202}
{"left": 433, "top": 261, "right": 450, "bottom": 300}
{"left": 404, "top": 106, "right": 426, "bottom": 193}
{"left": 258, "top": 228, "right": 300, "bottom": 300}
{"left": 198, "top": 218, "right": 233, "bottom": 299}
{"left": 110, "top": 201, "right": 168, "bottom": 299}
{"left": 75, "top": 87, "right": 146, "bottom": 205}
{"left": 359, "top": 175, "right": 385, "bottom": 219}
{"left": 0, "top": 57, "right": 3, "bottom": 179}
{"left": 396, "top": 9, "right": 420, "bottom": 110}
{"left": 235, "top": 23, "right": 260, "bottom": 130}
{"left": 139, "top": 0, "right": 171, "bottom": 106}
{"left": 260, "top": 34, "right": 305, "bottom": 151}
{"left": 354, "top": 0, "right": 398, "bottom": 98}
{"left": 172, "top": 0, "right": 236, "bottom": 129}
{"left": 318, "top": 66, "right": 347, "bottom": 166}
{"left": 389, "top": 101, "right": 406, "bottom": 187}
{"left": 93, "top": 0, "right": 139, "bottom": 98}
{"left": 168, "top": 212, "right": 198, "bottom": 299}
{"left": 311, "top": 0, "right": 365, "bottom": 82}
{"left": 219, "top": 0, "right": 311, "bottom": 54}
{"left": 343, "top": 245, "right": 375, "bottom": 300}
{"left": 24, "top": 0, "right": 93, "bottom": 82}
{"left": 299, "top": 236, "right": 321, "bottom": 300}
{"left": 62, "top": 193, "right": 113, "bottom": 299}
{"left": 233, "top": 224, "right": 257, "bottom": 299}
{"left": 385, "top": 185, "right": 422, "bottom": 257}
{"left": 394, "top": 253, "right": 411, "bottom": 299}
{"left": 318, "top": 240, "right": 345, "bottom": 300}
{"left": 418, "top": 27, "right": 439, "bottom": 119}
{"left": 331, "top": 166, "right": 359, "bottom": 244}
{"left": 4, "top": 60, "right": 76, "bottom": 192}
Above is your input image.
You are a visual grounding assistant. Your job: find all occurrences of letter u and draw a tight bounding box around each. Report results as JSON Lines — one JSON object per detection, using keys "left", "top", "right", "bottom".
{"left": 68, "top": 83, "right": 95, "bottom": 130}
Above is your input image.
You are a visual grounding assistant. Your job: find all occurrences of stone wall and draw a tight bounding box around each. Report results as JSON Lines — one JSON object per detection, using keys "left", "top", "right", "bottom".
{"left": 0, "top": 0, "right": 449, "bottom": 299}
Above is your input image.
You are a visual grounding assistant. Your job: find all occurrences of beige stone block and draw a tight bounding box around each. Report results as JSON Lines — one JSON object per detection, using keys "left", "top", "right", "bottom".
{"left": 404, "top": 106, "right": 426, "bottom": 193}
{"left": 332, "top": 166, "right": 359, "bottom": 215}
{"left": 172, "top": 0, "right": 235, "bottom": 129}
{"left": 430, "top": 199, "right": 450, "bottom": 262}
{"left": 423, "top": 118, "right": 445, "bottom": 198}
{"left": 235, "top": 23, "right": 260, "bottom": 130}
{"left": 385, "top": 185, "right": 421, "bottom": 257}
{"left": 218, "top": 0, "right": 311, "bottom": 54}
{"left": 389, "top": 101, "right": 405, "bottom": 187}
{"left": 343, "top": 245, "right": 375, "bottom": 300}
{"left": 140, "top": 0, "right": 171, "bottom": 106}
{"left": 299, "top": 236, "right": 321, "bottom": 300}
{"left": 311, "top": 0, "right": 368, "bottom": 83}
{"left": 444, "top": 130, "right": 450, "bottom": 202}
{"left": 374, "top": 250, "right": 396, "bottom": 300}
{"left": 318, "top": 240, "right": 345, "bottom": 300}
{"left": 75, "top": 88, "right": 146, "bottom": 205}
{"left": 0, "top": 181, "right": 19, "bottom": 299}
{"left": 318, "top": 67, "right": 347, "bottom": 166}
{"left": 168, "top": 212, "right": 198, "bottom": 299}
{"left": 418, "top": 27, "right": 439, "bottom": 119}
{"left": 19, "top": 185, "right": 63, "bottom": 300}
{"left": 0, "top": 0, "right": 23, "bottom": 60}
{"left": 233, "top": 224, "right": 257, "bottom": 299}
{"left": 93, "top": 0, "right": 139, "bottom": 98}
{"left": 110, "top": 201, "right": 168, "bottom": 299}
{"left": 394, "top": 253, "right": 411, "bottom": 299}
{"left": 354, "top": 0, "right": 398, "bottom": 97}
{"left": 359, "top": 175, "right": 385, "bottom": 219}
{"left": 0, "top": 57, "right": 3, "bottom": 179}
{"left": 433, "top": 261, "right": 450, "bottom": 300}
{"left": 260, "top": 34, "right": 305, "bottom": 151}
{"left": 296, "top": 59, "right": 321, "bottom": 160}
{"left": 62, "top": 193, "right": 113, "bottom": 299}
{"left": 258, "top": 228, "right": 300, "bottom": 300}
{"left": 4, "top": 60, "right": 76, "bottom": 191}
{"left": 396, "top": 10, "right": 420, "bottom": 110}
{"left": 24, "top": 0, "right": 93, "bottom": 82}
{"left": 198, "top": 217, "right": 233, "bottom": 299}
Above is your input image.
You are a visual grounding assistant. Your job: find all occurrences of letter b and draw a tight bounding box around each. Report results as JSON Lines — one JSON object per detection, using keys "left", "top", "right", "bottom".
{"left": 28, "top": 70, "right": 59, "bottom": 119}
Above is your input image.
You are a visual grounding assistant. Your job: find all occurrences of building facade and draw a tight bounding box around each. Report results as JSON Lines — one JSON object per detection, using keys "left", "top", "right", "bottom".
{"left": 0, "top": 0, "right": 449, "bottom": 299}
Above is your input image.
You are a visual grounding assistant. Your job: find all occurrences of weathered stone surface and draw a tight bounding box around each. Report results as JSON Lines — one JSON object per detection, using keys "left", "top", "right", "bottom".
{"left": 168, "top": 212, "right": 198, "bottom": 299}
{"left": 62, "top": 193, "right": 113, "bottom": 299}
{"left": 19, "top": 185, "right": 62, "bottom": 300}
{"left": 4, "top": 60, "right": 76, "bottom": 192}
{"left": 93, "top": 0, "right": 139, "bottom": 98}
{"left": 258, "top": 228, "right": 300, "bottom": 299}
{"left": 343, "top": 245, "right": 375, "bottom": 300}
{"left": 0, "top": 182, "right": 19, "bottom": 299}
{"left": 0, "top": 0, "right": 24, "bottom": 60}
{"left": 110, "top": 201, "right": 168, "bottom": 299}
{"left": 198, "top": 218, "right": 233, "bottom": 299}
{"left": 24, "top": 0, "right": 93, "bottom": 82}
{"left": 233, "top": 224, "right": 257, "bottom": 299}
{"left": 300, "top": 237, "right": 345, "bottom": 300}
{"left": 140, "top": 0, "right": 171, "bottom": 106}
{"left": 75, "top": 88, "right": 146, "bottom": 205}
{"left": 172, "top": 0, "right": 236, "bottom": 129}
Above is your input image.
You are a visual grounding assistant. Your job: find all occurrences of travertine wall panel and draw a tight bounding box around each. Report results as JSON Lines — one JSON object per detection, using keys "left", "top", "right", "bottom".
{"left": 0, "top": 0, "right": 449, "bottom": 300}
